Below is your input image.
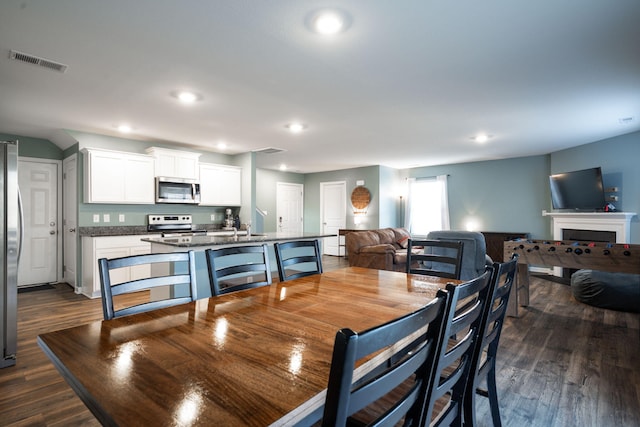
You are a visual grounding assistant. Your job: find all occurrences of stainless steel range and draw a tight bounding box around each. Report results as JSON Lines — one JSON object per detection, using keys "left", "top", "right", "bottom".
{"left": 147, "top": 214, "right": 206, "bottom": 237}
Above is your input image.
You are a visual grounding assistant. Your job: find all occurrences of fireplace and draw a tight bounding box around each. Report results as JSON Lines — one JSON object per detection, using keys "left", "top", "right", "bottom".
{"left": 561, "top": 228, "right": 616, "bottom": 278}
{"left": 542, "top": 210, "right": 636, "bottom": 277}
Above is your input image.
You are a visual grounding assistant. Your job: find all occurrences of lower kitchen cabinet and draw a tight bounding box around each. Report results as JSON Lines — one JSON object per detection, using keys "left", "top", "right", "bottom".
{"left": 82, "top": 235, "right": 159, "bottom": 299}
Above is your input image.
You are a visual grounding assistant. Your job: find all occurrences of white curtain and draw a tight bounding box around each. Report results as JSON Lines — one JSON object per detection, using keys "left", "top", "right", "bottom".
{"left": 404, "top": 174, "right": 450, "bottom": 235}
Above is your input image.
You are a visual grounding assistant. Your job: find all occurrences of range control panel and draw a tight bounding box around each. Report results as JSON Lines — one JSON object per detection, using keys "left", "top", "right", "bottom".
{"left": 147, "top": 214, "right": 192, "bottom": 226}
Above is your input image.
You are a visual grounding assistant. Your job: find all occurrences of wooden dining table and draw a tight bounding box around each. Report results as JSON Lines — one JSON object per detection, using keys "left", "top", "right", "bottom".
{"left": 37, "top": 266, "right": 459, "bottom": 427}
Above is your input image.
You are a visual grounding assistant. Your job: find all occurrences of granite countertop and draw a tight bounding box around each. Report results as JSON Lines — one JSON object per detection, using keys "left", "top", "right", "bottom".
{"left": 140, "top": 232, "right": 334, "bottom": 248}
{"left": 79, "top": 225, "right": 223, "bottom": 237}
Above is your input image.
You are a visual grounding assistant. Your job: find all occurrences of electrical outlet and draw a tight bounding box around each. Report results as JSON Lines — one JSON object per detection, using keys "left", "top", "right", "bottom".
{"left": 607, "top": 195, "right": 619, "bottom": 201}
{"left": 103, "top": 214, "right": 110, "bottom": 223}
{"left": 93, "top": 214, "right": 100, "bottom": 223}
{"left": 119, "top": 214, "right": 125, "bottom": 223}
{"left": 210, "top": 214, "right": 216, "bottom": 221}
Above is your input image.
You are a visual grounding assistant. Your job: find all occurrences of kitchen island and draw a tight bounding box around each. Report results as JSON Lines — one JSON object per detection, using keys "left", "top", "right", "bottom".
{"left": 141, "top": 232, "right": 333, "bottom": 299}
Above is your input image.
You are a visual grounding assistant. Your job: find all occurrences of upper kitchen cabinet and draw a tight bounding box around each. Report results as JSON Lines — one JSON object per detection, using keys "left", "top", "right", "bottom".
{"left": 146, "top": 147, "right": 201, "bottom": 179}
{"left": 82, "top": 148, "right": 154, "bottom": 204}
{"left": 199, "top": 163, "right": 242, "bottom": 206}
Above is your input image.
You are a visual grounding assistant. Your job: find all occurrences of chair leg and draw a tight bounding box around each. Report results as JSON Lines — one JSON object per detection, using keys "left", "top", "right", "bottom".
{"left": 486, "top": 362, "right": 502, "bottom": 427}
{"left": 463, "top": 380, "right": 478, "bottom": 427}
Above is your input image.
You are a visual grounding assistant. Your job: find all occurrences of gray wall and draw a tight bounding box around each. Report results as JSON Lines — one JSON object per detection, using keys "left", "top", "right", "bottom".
{"left": 549, "top": 131, "right": 640, "bottom": 243}
{"left": 256, "top": 168, "right": 305, "bottom": 232}
{"left": 303, "top": 166, "right": 381, "bottom": 233}
{"left": 403, "top": 155, "right": 550, "bottom": 239}
{"left": 1, "top": 133, "right": 63, "bottom": 159}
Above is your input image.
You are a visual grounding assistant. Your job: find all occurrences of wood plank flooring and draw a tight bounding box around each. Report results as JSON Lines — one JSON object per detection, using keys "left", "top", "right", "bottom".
{"left": 1, "top": 256, "right": 638, "bottom": 426}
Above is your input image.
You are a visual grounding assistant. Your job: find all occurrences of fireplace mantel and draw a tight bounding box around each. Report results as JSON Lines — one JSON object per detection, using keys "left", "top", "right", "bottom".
{"left": 542, "top": 210, "right": 637, "bottom": 243}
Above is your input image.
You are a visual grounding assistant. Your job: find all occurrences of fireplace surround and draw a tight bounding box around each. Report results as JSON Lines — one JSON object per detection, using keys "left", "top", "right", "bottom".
{"left": 542, "top": 210, "right": 637, "bottom": 276}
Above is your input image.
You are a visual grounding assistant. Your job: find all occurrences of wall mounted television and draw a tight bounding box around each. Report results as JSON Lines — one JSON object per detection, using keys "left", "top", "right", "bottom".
{"left": 549, "top": 167, "right": 606, "bottom": 211}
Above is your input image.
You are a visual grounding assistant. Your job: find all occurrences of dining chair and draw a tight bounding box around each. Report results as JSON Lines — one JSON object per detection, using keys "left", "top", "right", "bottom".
{"left": 406, "top": 238, "right": 464, "bottom": 279}
{"left": 321, "top": 292, "right": 449, "bottom": 427}
{"left": 422, "top": 268, "right": 494, "bottom": 426}
{"left": 274, "top": 239, "right": 323, "bottom": 282}
{"left": 463, "top": 254, "right": 519, "bottom": 427}
{"left": 98, "top": 251, "right": 197, "bottom": 320}
{"left": 205, "top": 244, "right": 272, "bottom": 296}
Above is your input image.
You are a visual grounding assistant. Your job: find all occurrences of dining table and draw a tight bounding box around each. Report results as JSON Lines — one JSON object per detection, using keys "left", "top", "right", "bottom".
{"left": 37, "top": 266, "right": 460, "bottom": 426}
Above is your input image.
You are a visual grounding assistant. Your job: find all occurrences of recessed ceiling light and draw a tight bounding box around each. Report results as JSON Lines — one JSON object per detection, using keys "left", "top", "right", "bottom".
{"left": 280, "top": 164, "right": 288, "bottom": 171}
{"left": 286, "top": 122, "right": 306, "bottom": 133}
{"left": 217, "top": 141, "right": 227, "bottom": 150}
{"left": 471, "top": 134, "right": 492, "bottom": 143}
{"left": 171, "top": 90, "right": 202, "bottom": 104}
{"left": 307, "top": 9, "right": 351, "bottom": 35}
{"left": 117, "top": 124, "right": 132, "bottom": 133}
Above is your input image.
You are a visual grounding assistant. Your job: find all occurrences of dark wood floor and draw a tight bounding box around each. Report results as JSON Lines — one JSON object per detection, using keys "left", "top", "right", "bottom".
{"left": 1, "top": 256, "right": 638, "bottom": 426}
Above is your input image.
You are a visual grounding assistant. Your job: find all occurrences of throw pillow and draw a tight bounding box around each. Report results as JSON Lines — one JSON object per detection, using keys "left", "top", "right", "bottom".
{"left": 397, "top": 236, "right": 409, "bottom": 249}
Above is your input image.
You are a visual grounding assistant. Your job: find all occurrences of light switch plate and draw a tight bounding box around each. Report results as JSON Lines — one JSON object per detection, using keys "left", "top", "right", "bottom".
{"left": 119, "top": 214, "right": 125, "bottom": 222}
{"left": 103, "top": 214, "right": 110, "bottom": 223}
{"left": 93, "top": 214, "right": 100, "bottom": 223}
{"left": 210, "top": 214, "right": 216, "bottom": 221}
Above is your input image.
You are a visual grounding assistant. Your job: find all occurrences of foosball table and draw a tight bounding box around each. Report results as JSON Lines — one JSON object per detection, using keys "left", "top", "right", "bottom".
{"left": 503, "top": 239, "right": 640, "bottom": 316}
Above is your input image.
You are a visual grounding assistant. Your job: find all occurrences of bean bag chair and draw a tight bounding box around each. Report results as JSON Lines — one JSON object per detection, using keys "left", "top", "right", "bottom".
{"left": 570, "top": 269, "right": 640, "bottom": 313}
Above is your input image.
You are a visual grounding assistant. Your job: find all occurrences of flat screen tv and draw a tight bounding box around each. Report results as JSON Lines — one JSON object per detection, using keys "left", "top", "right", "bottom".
{"left": 549, "top": 167, "right": 605, "bottom": 211}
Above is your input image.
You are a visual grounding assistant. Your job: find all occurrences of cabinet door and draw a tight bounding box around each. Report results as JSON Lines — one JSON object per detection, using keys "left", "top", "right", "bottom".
{"left": 199, "top": 164, "right": 220, "bottom": 205}
{"left": 87, "top": 151, "right": 126, "bottom": 202}
{"left": 218, "top": 167, "right": 241, "bottom": 205}
{"left": 84, "top": 149, "right": 154, "bottom": 204}
{"left": 175, "top": 155, "right": 199, "bottom": 180}
{"left": 154, "top": 153, "right": 175, "bottom": 177}
{"left": 124, "top": 156, "right": 155, "bottom": 203}
{"left": 199, "top": 164, "right": 241, "bottom": 206}
{"left": 129, "top": 245, "right": 152, "bottom": 281}
{"left": 94, "top": 247, "right": 130, "bottom": 295}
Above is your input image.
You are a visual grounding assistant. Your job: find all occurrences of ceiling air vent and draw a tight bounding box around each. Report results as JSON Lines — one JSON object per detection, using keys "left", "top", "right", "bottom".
{"left": 253, "top": 147, "right": 286, "bottom": 154}
{"left": 9, "top": 49, "right": 68, "bottom": 73}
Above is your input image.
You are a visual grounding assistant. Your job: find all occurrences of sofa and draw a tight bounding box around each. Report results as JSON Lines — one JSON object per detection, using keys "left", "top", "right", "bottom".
{"left": 346, "top": 228, "right": 418, "bottom": 272}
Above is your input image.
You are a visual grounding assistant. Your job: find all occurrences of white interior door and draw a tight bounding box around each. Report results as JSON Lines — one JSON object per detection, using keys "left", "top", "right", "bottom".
{"left": 63, "top": 155, "right": 78, "bottom": 290}
{"left": 276, "top": 182, "right": 303, "bottom": 234}
{"left": 320, "top": 181, "right": 346, "bottom": 256}
{"left": 18, "top": 159, "right": 59, "bottom": 287}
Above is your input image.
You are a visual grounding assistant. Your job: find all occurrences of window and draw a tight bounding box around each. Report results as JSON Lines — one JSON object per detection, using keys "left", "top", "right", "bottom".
{"left": 405, "top": 175, "right": 450, "bottom": 235}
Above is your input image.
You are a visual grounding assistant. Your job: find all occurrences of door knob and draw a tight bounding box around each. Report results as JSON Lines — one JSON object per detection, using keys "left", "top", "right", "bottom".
{"left": 69, "top": 228, "right": 76, "bottom": 233}
{"left": 50, "top": 230, "right": 56, "bottom": 235}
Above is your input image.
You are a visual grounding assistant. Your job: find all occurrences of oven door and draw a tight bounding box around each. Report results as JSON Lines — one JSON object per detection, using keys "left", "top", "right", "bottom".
{"left": 155, "top": 177, "right": 201, "bottom": 204}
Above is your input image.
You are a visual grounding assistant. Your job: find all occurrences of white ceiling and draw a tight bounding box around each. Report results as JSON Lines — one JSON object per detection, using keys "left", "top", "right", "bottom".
{"left": 1, "top": 0, "right": 639, "bottom": 173}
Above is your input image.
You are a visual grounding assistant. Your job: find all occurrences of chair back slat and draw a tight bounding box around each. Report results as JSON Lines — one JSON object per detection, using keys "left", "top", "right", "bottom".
{"left": 98, "top": 251, "right": 197, "bottom": 320}
{"left": 422, "top": 268, "right": 494, "bottom": 426}
{"left": 205, "top": 244, "right": 272, "bottom": 296}
{"left": 322, "top": 292, "right": 449, "bottom": 427}
{"left": 274, "top": 240, "right": 323, "bottom": 282}
{"left": 406, "top": 239, "right": 464, "bottom": 279}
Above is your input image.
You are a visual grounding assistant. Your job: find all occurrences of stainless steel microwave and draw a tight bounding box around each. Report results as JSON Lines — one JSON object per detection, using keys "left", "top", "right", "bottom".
{"left": 155, "top": 177, "right": 201, "bottom": 204}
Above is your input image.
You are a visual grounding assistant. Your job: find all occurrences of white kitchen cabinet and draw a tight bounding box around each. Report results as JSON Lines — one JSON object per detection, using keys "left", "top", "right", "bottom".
{"left": 146, "top": 147, "right": 201, "bottom": 179}
{"left": 82, "top": 148, "right": 155, "bottom": 204}
{"left": 81, "top": 235, "right": 159, "bottom": 299}
{"left": 199, "top": 163, "right": 242, "bottom": 206}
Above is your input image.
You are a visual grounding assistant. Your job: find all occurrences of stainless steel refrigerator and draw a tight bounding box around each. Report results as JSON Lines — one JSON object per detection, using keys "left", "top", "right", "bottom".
{"left": 1, "top": 140, "right": 21, "bottom": 368}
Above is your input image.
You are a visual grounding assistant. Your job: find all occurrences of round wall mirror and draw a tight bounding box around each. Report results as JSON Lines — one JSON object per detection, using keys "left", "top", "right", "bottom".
{"left": 351, "top": 186, "right": 371, "bottom": 210}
